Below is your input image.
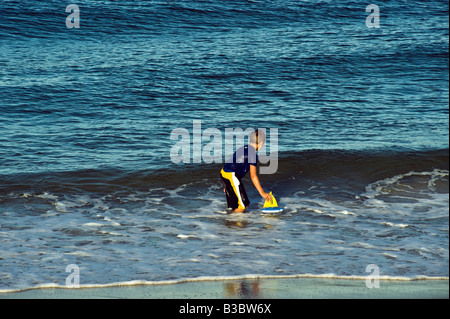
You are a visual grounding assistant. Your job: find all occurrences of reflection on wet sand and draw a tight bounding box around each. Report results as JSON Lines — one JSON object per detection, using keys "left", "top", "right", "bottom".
{"left": 224, "top": 280, "right": 261, "bottom": 298}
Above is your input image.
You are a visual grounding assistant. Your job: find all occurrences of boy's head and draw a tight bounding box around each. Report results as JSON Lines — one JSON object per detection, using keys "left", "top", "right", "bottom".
{"left": 250, "top": 129, "right": 266, "bottom": 151}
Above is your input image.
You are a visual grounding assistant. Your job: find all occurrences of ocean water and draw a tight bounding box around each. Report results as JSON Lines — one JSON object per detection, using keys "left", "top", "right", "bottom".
{"left": 0, "top": 0, "right": 448, "bottom": 291}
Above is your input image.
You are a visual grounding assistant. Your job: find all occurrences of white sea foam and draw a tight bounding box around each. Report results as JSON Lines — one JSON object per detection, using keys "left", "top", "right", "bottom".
{"left": 1, "top": 168, "right": 447, "bottom": 294}
{"left": 83, "top": 222, "right": 104, "bottom": 227}
{"left": 337, "top": 210, "right": 355, "bottom": 216}
{"left": 382, "top": 222, "right": 409, "bottom": 228}
{"left": 177, "top": 234, "right": 196, "bottom": 239}
{"left": 36, "top": 192, "right": 59, "bottom": 201}
{"left": 364, "top": 169, "right": 449, "bottom": 201}
{"left": 64, "top": 251, "right": 91, "bottom": 257}
{"left": 1, "top": 273, "right": 448, "bottom": 294}
{"left": 229, "top": 242, "right": 246, "bottom": 246}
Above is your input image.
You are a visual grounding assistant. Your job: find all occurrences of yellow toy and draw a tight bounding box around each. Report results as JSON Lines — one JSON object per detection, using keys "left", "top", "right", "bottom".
{"left": 262, "top": 192, "right": 283, "bottom": 213}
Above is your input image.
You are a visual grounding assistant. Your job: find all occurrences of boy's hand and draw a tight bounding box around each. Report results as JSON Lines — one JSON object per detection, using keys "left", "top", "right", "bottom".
{"left": 262, "top": 192, "right": 273, "bottom": 202}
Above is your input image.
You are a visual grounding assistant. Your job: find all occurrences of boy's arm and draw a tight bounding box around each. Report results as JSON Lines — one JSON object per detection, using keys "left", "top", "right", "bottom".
{"left": 250, "top": 165, "right": 272, "bottom": 201}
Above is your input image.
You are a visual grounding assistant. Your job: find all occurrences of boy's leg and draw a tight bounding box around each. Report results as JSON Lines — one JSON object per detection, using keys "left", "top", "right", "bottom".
{"left": 221, "top": 175, "right": 238, "bottom": 211}
{"left": 234, "top": 181, "right": 250, "bottom": 213}
{"left": 220, "top": 170, "right": 249, "bottom": 213}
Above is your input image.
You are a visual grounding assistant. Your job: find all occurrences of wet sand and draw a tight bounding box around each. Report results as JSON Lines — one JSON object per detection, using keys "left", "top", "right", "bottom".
{"left": 1, "top": 278, "right": 448, "bottom": 299}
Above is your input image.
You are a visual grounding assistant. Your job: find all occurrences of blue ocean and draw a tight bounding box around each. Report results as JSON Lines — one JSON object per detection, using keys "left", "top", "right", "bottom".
{"left": 0, "top": 0, "right": 448, "bottom": 292}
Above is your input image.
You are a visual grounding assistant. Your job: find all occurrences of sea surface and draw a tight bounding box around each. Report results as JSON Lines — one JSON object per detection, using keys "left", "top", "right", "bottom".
{"left": 0, "top": 0, "right": 448, "bottom": 291}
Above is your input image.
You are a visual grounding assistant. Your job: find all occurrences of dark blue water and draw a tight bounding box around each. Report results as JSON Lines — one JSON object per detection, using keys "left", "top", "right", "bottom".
{"left": 0, "top": 1, "right": 448, "bottom": 290}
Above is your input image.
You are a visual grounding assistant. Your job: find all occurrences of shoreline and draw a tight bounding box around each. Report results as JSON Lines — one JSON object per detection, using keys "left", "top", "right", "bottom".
{"left": 1, "top": 276, "right": 448, "bottom": 299}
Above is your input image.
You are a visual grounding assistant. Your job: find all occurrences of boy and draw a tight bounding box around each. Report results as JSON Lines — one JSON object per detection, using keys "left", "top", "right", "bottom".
{"left": 220, "top": 129, "right": 272, "bottom": 213}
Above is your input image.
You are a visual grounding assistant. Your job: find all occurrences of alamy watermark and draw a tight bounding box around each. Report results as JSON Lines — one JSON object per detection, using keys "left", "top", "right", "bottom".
{"left": 66, "top": 4, "right": 80, "bottom": 29}
{"left": 170, "top": 120, "right": 279, "bottom": 174}
{"left": 366, "top": 4, "right": 380, "bottom": 28}
{"left": 365, "top": 264, "right": 380, "bottom": 288}
{"left": 65, "top": 264, "right": 80, "bottom": 288}
{"left": 65, "top": 4, "right": 381, "bottom": 30}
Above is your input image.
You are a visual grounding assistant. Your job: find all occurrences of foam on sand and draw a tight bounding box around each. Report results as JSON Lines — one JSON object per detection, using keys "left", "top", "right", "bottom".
{"left": 0, "top": 274, "right": 448, "bottom": 299}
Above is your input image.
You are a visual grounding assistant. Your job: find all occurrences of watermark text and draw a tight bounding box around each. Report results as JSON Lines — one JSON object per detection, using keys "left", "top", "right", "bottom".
{"left": 170, "top": 120, "right": 279, "bottom": 174}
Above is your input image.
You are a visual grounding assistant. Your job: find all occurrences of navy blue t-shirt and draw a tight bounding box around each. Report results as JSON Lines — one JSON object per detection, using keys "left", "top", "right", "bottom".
{"left": 223, "top": 145, "right": 258, "bottom": 179}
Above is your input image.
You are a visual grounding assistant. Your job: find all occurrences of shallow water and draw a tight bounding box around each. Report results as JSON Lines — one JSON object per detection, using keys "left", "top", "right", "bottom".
{"left": 0, "top": 0, "right": 448, "bottom": 290}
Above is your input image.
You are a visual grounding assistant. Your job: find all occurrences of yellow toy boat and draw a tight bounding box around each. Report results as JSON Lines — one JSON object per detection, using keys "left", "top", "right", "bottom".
{"left": 262, "top": 192, "right": 283, "bottom": 213}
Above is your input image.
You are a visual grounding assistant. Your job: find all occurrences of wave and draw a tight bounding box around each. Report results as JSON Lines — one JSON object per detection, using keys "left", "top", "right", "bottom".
{"left": 1, "top": 273, "right": 448, "bottom": 294}
{"left": 1, "top": 148, "right": 447, "bottom": 196}
{"left": 1, "top": 148, "right": 447, "bottom": 293}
